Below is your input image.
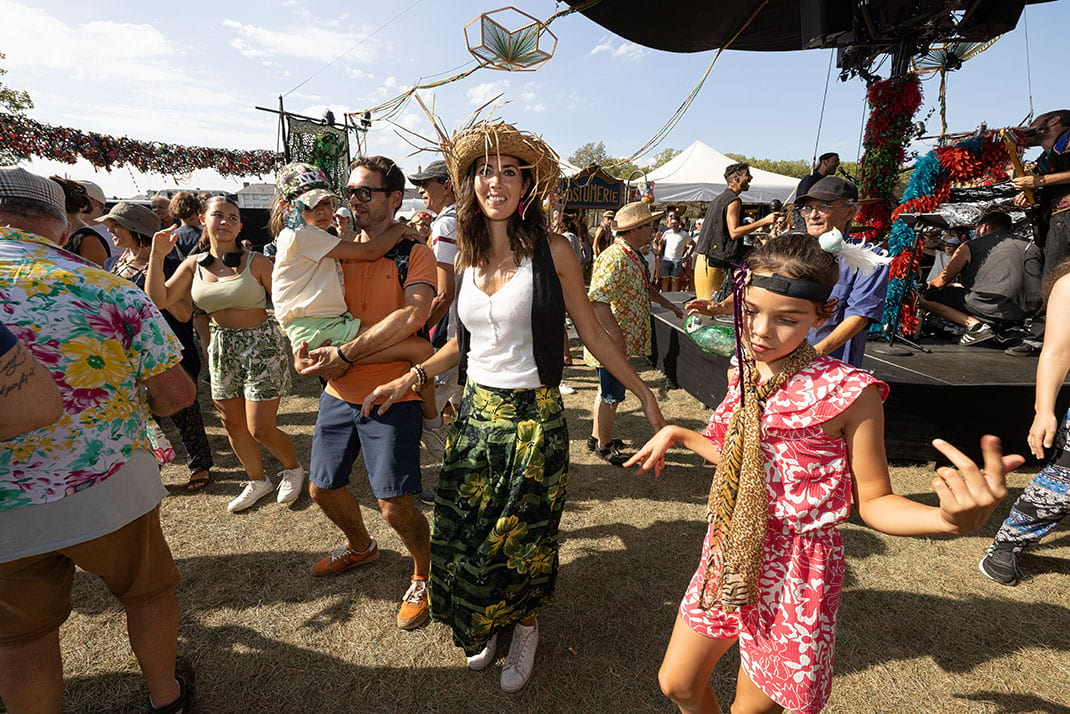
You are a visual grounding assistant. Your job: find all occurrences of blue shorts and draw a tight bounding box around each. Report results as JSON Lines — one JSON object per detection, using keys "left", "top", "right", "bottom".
{"left": 309, "top": 393, "right": 423, "bottom": 499}
{"left": 661, "top": 259, "right": 683, "bottom": 278}
{"left": 596, "top": 367, "right": 627, "bottom": 405}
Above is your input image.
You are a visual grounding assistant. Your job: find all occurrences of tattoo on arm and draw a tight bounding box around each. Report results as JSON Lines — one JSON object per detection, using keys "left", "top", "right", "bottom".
{"left": 0, "top": 349, "right": 33, "bottom": 399}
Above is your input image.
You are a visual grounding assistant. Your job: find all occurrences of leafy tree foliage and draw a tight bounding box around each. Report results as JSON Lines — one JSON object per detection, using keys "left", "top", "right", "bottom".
{"left": 0, "top": 53, "right": 34, "bottom": 164}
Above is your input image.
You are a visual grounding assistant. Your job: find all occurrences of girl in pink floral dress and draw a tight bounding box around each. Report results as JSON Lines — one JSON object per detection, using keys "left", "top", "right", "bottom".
{"left": 627, "top": 234, "right": 1023, "bottom": 714}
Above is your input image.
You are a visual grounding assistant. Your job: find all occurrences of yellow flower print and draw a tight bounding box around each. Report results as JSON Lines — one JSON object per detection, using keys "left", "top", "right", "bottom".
{"left": 504, "top": 541, "right": 537, "bottom": 574}
{"left": 528, "top": 546, "right": 555, "bottom": 577}
{"left": 514, "top": 420, "right": 540, "bottom": 462}
{"left": 535, "top": 388, "right": 558, "bottom": 418}
{"left": 487, "top": 515, "right": 528, "bottom": 555}
{"left": 90, "top": 398, "right": 130, "bottom": 424}
{"left": 458, "top": 472, "right": 489, "bottom": 507}
{"left": 472, "top": 600, "right": 517, "bottom": 635}
{"left": 64, "top": 337, "right": 127, "bottom": 389}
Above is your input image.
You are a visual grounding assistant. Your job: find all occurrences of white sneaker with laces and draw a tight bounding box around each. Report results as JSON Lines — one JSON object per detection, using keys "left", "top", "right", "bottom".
{"left": 558, "top": 382, "right": 576, "bottom": 395}
{"left": 276, "top": 466, "right": 306, "bottom": 504}
{"left": 500, "top": 621, "right": 538, "bottom": 693}
{"left": 227, "top": 478, "right": 274, "bottom": 513}
{"left": 467, "top": 633, "right": 498, "bottom": 671}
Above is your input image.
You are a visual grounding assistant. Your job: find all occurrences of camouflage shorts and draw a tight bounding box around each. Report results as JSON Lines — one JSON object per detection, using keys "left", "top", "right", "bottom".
{"left": 208, "top": 321, "right": 291, "bottom": 401}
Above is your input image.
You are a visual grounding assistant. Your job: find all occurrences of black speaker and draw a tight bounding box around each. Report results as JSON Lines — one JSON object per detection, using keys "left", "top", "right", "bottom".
{"left": 958, "top": 0, "right": 1025, "bottom": 41}
{"left": 800, "top": 0, "right": 854, "bottom": 49}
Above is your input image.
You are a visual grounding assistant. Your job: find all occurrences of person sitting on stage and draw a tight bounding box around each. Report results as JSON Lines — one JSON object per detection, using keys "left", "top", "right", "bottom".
{"left": 920, "top": 212, "right": 1042, "bottom": 347}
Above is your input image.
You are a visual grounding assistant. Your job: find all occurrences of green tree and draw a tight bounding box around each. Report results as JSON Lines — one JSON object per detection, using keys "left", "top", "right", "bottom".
{"left": 0, "top": 53, "right": 33, "bottom": 165}
{"left": 645, "top": 148, "right": 680, "bottom": 171}
{"left": 568, "top": 141, "right": 610, "bottom": 169}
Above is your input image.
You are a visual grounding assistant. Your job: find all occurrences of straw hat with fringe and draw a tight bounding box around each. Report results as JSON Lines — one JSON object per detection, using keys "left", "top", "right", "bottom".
{"left": 395, "top": 96, "right": 560, "bottom": 218}
{"left": 444, "top": 121, "right": 560, "bottom": 212}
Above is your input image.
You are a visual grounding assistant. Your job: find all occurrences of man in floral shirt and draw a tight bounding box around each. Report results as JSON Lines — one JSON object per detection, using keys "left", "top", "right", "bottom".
{"left": 0, "top": 168, "right": 196, "bottom": 713}
{"left": 585, "top": 201, "right": 684, "bottom": 466}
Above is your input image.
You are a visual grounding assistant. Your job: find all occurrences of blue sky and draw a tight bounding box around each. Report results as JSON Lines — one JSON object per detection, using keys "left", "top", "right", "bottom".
{"left": 1, "top": 0, "right": 1066, "bottom": 198}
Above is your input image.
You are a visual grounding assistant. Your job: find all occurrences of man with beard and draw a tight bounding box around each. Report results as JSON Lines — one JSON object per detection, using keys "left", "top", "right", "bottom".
{"left": 297, "top": 156, "right": 436, "bottom": 631}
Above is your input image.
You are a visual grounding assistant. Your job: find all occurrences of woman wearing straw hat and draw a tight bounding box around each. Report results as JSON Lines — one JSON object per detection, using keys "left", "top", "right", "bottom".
{"left": 361, "top": 121, "right": 666, "bottom": 692}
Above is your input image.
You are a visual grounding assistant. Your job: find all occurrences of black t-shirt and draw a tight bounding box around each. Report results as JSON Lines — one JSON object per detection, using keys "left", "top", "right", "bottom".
{"left": 1038, "top": 129, "right": 1070, "bottom": 214}
{"left": 795, "top": 171, "right": 823, "bottom": 201}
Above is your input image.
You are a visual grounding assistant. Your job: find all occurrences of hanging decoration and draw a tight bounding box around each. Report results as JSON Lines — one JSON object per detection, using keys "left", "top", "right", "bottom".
{"left": 854, "top": 75, "right": 924, "bottom": 245}
{"left": 348, "top": 0, "right": 601, "bottom": 125}
{"left": 877, "top": 129, "right": 1018, "bottom": 337}
{"left": 0, "top": 112, "right": 280, "bottom": 177}
{"left": 285, "top": 116, "right": 350, "bottom": 190}
{"left": 913, "top": 39, "right": 1001, "bottom": 141}
{"left": 465, "top": 7, "right": 557, "bottom": 71}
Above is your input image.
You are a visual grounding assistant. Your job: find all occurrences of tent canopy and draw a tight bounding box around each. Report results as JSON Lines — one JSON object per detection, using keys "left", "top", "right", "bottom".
{"left": 645, "top": 141, "right": 799, "bottom": 204}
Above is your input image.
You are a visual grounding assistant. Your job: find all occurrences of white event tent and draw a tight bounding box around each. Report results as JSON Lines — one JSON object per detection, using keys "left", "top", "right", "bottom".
{"left": 645, "top": 140, "right": 800, "bottom": 203}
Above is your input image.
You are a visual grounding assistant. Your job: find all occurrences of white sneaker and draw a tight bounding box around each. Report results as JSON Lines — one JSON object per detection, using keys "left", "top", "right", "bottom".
{"left": 276, "top": 466, "right": 306, "bottom": 504}
{"left": 500, "top": 621, "right": 538, "bottom": 693}
{"left": 558, "top": 382, "right": 576, "bottom": 395}
{"left": 467, "top": 633, "right": 498, "bottom": 671}
{"left": 227, "top": 479, "right": 274, "bottom": 513}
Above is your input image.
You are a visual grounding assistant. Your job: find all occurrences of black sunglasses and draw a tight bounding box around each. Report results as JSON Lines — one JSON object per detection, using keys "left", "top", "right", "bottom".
{"left": 343, "top": 186, "right": 394, "bottom": 202}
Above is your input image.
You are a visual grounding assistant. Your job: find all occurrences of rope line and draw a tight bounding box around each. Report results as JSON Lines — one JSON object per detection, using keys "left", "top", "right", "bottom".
{"left": 811, "top": 50, "right": 834, "bottom": 168}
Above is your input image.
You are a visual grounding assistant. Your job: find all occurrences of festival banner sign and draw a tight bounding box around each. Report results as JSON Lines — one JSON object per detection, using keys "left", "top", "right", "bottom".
{"left": 560, "top": 166, "right": 624, "bottom": 210}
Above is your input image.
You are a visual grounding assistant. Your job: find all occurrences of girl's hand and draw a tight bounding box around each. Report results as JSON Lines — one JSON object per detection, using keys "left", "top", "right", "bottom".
{"left": 150, "top": 225, "right": 178, "bottom": 256}
{"left": 360, "top": 371, "right": 420, "bottom": 418}
{"left": 1027, "top": 411, "right": 1058, "bottom": 460}
{"left": 931, "top": 436, "right": 1025, "bottom": 534}
{"left": 623, "top": 426, "right": 677, "bottom": 477}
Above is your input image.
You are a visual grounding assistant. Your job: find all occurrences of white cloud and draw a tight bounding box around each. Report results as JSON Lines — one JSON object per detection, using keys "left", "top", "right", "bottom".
{"left": 467, "top": 80, "right": 510, "bottom": 107}
{"left": 345, "top": 67, "right": 374, "bottom": 81}
{"left": 587, "top": 36, "right": 649, "bottom": 62}
{"left": 221, "top": 18, "right": 379, "bottom": 69}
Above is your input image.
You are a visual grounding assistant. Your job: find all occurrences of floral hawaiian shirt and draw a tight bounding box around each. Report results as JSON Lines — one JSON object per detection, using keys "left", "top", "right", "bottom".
{"left": 0, "top": 227, "right": 182, "bottom": 511}
{"left": 584, "top": 239, "right": 652, "bottom": 367}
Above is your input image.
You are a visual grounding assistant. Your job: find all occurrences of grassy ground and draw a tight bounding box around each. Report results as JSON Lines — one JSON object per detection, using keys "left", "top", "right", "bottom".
{"left": 25, "top": 360, "right": 1070, "bottom": 714}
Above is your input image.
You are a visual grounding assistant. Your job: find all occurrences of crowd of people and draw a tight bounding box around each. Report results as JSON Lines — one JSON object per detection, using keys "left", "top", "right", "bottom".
{"left": 1, "top": 108, "right": 1068, "bottom": 714}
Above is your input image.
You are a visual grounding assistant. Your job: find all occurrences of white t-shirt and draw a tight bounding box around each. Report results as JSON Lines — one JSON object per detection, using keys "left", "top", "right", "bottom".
{"left": 661, "top": 229, "right": 691, "bottom": 261}
{"left": 271, "top": 225, "right": 346, "bottom": 324}
{"left": 430, "top": 204, "right": 457, "bottom": 266}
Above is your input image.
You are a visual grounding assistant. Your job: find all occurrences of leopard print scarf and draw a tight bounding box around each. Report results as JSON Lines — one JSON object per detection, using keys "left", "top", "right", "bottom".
{"left": 699, "top": 341, "right": 817, "bottom": 610}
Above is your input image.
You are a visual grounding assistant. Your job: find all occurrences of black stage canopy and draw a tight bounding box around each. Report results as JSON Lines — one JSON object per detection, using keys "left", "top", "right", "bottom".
{"left": 567, "top": 1, "right": 1053, "bottom": 77}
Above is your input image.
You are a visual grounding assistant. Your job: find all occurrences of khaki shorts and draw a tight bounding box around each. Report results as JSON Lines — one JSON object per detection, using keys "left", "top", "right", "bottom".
{"left": 0, "top": 506, "right": 180, "bottom": 647}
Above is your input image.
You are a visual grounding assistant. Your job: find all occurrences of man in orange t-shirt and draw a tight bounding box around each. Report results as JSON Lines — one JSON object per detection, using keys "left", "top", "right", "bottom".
{"left": 297, "top": 156, "right": 437, "bottom": 631}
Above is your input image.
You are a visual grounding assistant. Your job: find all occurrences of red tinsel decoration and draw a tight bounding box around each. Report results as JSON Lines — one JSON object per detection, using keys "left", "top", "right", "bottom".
{"left": 0, "top": 112, "right": 281, "bottom": 178}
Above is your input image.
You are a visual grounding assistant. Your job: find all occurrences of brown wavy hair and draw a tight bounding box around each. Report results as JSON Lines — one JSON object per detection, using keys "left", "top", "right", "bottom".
{"left": 455, "top": 163, "right": 546, "bottom": 270}
{"left": 169, "top": 191, "right": 202, "bottom": 221}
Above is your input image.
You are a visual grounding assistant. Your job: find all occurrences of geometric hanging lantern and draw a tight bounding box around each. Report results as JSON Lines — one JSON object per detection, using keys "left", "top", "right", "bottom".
{"left": 465, "top": 6, "right": 558, "bottom": 71}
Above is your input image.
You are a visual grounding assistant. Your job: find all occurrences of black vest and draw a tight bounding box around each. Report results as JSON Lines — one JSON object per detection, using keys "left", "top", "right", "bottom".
{"left": 457, "top": 234, "right": 566, "bottom": 387}
{"left": 695, "top": 188, "right": 742, "bottom": 267}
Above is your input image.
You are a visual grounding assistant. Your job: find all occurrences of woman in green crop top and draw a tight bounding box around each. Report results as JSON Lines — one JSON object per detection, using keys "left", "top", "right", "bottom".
{"left": 146, "top": 195, "right": 305, "bottom": 514}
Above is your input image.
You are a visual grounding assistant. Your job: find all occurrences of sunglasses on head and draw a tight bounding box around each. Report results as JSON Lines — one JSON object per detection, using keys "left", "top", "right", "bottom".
{"left": 343, "top": 186, "right": 393, "bottom": 202}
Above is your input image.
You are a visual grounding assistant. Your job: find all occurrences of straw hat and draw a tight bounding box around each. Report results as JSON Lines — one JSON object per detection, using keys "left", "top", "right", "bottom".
{"left": 445, "top": 121, "right": 560, "bottom": 208}
{"left": 611, "top": 201, "right": 663, "bottom": 232}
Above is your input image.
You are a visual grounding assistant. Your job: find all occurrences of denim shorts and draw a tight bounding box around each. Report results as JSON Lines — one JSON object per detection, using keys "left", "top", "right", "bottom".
{"left": 596, "top": 367, "right": 627, "bottom": 405}
{"left": 661, "top": 259, "right": 683, "bottom": 278}
{"left": 309, "top": 392, "right": 423, "bottom": 499}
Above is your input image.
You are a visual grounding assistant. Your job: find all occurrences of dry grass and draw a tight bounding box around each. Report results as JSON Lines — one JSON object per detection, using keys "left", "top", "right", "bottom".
{"left": 22, "top": 361, "right": 1070, "bottom": 714}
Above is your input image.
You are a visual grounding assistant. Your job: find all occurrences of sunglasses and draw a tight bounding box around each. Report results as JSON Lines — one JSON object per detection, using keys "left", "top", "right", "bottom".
{"left": 343, "top": 186, "right": 394, "bottom": 202}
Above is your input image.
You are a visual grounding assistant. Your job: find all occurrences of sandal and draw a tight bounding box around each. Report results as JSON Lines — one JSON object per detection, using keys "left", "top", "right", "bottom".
{"left": 184, "top": 470, "right": 211, "bottom": 493}
{"left": 148, "top": 658, "right": 195, "bottom": 713}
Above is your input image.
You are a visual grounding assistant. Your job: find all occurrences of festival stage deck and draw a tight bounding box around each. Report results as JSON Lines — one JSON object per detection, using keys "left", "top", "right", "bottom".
{"left": 649, "top": 294, "right": 1066, "bottom": 463}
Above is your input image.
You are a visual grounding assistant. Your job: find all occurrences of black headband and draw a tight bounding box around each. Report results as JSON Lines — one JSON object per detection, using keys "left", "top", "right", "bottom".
{"left": 749, "top": 273, "right": 833, "bottom": 303}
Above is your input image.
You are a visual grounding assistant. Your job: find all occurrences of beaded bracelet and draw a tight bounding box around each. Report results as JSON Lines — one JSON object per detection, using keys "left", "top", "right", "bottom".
{"left": 410, "top": 364, "right": 427, "bottom": 387}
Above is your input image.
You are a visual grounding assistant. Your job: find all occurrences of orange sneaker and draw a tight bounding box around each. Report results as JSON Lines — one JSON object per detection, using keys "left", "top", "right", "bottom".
{"left": 310, "top": 539, "right": 380, "bottom": 578}
{"left": 397, "top": 577, "right": 429, "bottom": 630}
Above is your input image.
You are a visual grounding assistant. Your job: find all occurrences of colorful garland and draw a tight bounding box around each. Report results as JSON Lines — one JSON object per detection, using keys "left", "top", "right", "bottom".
{"left": 877, "top": 130, "right": 1015, "bottom": 335}
{"left": 854, "top": 75, "right": 923, "bottom": 243}
{"left": 0, "top": 112, "right": 281, "bottom": 177}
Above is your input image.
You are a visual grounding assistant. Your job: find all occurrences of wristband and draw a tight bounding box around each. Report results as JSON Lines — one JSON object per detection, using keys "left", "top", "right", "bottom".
{"left": 335, "top": 346, "right": 353, "bottom": 365}
{"left": 410, "top": 364, "right": 427, "bottom": 387}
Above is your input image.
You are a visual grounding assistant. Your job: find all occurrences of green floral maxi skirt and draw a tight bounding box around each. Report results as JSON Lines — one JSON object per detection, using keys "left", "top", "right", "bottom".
{"left": 429, "top": 380, "right": 570, "bottom": 655}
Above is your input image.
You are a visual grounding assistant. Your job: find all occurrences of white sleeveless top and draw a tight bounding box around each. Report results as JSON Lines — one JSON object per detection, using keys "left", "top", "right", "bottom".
{"left": 457, "top": 257, "right": 541, "bottom": 389}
